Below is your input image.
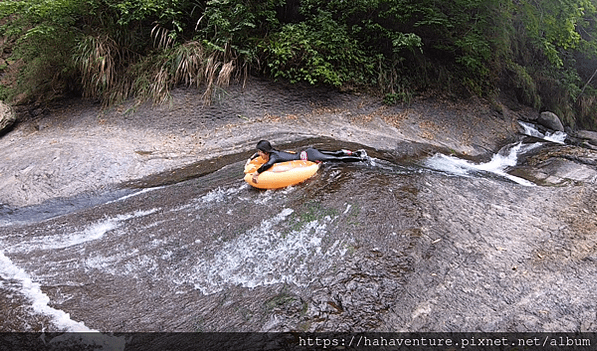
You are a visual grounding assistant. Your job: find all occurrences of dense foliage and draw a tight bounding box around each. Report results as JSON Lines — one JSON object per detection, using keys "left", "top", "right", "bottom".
{"left": 1, "top": 0, "right": 597, "bottom": 128}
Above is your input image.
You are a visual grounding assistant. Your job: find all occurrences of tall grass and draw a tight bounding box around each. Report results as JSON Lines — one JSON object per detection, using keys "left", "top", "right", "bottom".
{"left": 74, "top": 35, "right": 121, "bottom": 100}
{"left": 72, "top": 27, "right": 238, "bottom": 106}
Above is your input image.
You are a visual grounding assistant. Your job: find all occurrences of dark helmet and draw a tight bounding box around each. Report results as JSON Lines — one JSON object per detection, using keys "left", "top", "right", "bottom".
{"left": 256, "top": 140, "right": 273, "bottom": 153}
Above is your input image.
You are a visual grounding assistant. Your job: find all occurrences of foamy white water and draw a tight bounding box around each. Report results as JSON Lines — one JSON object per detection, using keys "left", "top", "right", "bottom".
{"left": 425, "top": 142, "right": 541, "bottom": 186}
{"left": 200, "top": 185, "right": 245, "bottom": 203}
{"left": 191, "top": 208, "right": 346, "bottom": 294}
{"left": 0, "top": 208, "right": 161, "bottom": 341}
{"left": 168, "top": 184, "right": 248, "bottom": 213}
{"left": 106, "top": 186, "right": 165, "bottom": 204}
{"left": 0, "top": 251, "right": 92, "bottom": 332}
{"left": 4, "top": 209, "right": 160, "bottom": 254}
{"left": 519, "top": 121, "right": 567, "bottom": 144}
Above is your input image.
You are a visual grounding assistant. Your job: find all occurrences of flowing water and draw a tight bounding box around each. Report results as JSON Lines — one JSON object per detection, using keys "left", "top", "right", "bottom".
{"left": 517, "top": 121, "right": 567, "bottom": 144}
{"left": 2, "top": 126, "right": 597, "bottom": 341}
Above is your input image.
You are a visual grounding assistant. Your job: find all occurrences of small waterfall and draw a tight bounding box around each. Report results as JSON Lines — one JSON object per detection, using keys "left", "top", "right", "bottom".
{"left": 424, "top": 142, "right": 541, "bottom": 186}
{"left": 424, "top": 121, "right": 569, "bottom": 186}
{"left": 518, "top": 121, "right": 567, "bottom": 144}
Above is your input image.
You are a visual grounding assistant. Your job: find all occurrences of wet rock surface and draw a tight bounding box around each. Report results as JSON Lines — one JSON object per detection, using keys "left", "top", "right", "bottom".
{"left": 574, "top": 130, "right": 597, "bottom": 149}
{"left": 512, "top": 145, "right": 597, "bottom": 186}
{"left": 2, "top": 157, "right": 597, "bottom": 333}
{"left": 0, "top": 78, "right": 523, "bottom": 207}
{"left": 1, "top": 78, "right": 597, "bottom": 333}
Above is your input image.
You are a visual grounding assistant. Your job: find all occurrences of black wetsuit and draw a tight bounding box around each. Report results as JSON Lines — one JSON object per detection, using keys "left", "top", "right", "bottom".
{"left": 254, "top": 148, "right": 364, "bottom": 173}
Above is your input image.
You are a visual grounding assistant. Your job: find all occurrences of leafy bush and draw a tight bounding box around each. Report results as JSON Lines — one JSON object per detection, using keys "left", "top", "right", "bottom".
{"left": 261, "top": 10, "right": 374, "bottom": 86}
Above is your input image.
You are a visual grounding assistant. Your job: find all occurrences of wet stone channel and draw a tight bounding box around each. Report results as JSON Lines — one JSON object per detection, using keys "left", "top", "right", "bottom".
{"left": 1, "top": 135, "right": 597, "bottom": 336}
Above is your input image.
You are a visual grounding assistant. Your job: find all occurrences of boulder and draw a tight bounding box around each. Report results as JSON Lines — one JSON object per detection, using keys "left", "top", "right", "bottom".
{"left": 537, "top": 111, "right": 564, "bottom": 131}
{"left": 512, "top": 145, "right": 597, "bottom": 185}
{"left": 0, "top": 101, "right": 16, "bottom": 135}
{"left": 575, "top": 130, "right": 597, "bottom": 146}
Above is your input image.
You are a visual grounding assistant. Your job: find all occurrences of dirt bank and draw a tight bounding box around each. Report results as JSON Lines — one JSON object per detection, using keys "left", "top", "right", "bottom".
{"left": 0, "top": 78, "right": 531, "bottom": 207}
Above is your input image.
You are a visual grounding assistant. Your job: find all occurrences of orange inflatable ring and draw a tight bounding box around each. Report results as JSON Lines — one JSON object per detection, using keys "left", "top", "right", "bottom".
{"left": 244, "top": 156, "right": 320, "bottom": 189}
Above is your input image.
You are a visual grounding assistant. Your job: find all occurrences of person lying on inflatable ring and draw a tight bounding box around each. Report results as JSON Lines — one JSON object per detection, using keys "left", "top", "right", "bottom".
{"left": 250, "top": 140, "right": 367, "bottom": 184}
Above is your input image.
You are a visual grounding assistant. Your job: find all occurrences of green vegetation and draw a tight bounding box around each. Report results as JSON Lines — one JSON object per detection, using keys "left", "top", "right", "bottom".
{"left": 287, "top": 200, "right": 338, "bottom": 232}
{"left": 1, "top": 0, "right": 597, "bottom": 128}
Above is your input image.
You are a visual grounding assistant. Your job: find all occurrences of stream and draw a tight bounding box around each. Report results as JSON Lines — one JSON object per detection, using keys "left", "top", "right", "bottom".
{"left": 1, "top": 123, "right": 597, "bottom": 346}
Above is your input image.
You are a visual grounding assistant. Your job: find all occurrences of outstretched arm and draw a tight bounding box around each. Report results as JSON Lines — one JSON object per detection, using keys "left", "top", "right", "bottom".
{"left": 257, "top": 158, "right": 275, "bottom": 173}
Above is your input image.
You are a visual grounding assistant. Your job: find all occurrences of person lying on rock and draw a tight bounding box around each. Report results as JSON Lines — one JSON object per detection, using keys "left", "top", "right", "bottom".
{"left": 250, "top": 140, "right": 367, "bottom": 184}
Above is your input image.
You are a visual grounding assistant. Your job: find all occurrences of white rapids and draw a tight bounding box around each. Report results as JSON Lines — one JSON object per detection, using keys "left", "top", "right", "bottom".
{"left": 424, "top": 121, "right": 568, "bottom": 186}
{"left": 424, "top": 142, "right": 542, "bottom": 186}
{"left": 518, "top": 121, "right": 567, "bottom": 144}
